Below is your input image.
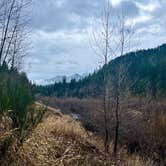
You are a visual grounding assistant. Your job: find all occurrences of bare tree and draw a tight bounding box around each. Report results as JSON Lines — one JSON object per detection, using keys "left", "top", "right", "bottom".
{"left": 91, "top": 0, "right": 134, "bottom": 160}
{"left": 112, "top": 10, "right": 134, "bottom": 157}
{"left": 0, "top": 0, "right": 31, "bottom": 70}
{"left": 91, "top": 0, "right": 114, "bottom": 155}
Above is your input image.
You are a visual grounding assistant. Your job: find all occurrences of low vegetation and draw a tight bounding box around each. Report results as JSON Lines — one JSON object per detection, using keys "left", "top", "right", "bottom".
{"left": 37, "top": 96, "right": 166, "bottom": 165}
{"left": 5, "top": 105, "right": 155, "bottom": 166}
{"left": 0, "top": 65, "right": 46, "bottom": 164}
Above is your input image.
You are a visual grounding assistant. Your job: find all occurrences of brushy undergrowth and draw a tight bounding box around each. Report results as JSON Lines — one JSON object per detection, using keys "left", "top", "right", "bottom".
{"left": 3, "top": 104, "right": 155, "bottom": 166}
{"left": 38, "top": 96, "right": 166, "bottom": 165}
{"left": 0, "top": 66, "right": 47, "bottom": 164}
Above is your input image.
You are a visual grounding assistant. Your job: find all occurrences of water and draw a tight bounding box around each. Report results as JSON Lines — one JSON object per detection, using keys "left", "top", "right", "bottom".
{"left": 70, "top": 113, "right": 81, "bottom": 120}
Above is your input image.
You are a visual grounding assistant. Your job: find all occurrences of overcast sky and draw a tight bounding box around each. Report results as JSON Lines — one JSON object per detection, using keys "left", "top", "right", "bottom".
{"left": 25, "top": 0, "right": 166, "bottom": 83}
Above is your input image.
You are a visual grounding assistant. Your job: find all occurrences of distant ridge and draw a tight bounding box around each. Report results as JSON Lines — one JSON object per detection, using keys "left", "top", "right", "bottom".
{"left": 36, "top": 73, "right": 88, "bottom": 85}
{"left": 35, "top": 43, "right": 166, "bottom": 97}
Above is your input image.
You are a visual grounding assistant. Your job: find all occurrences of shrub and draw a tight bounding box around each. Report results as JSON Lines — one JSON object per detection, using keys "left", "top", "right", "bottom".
{"left": 0, "top": 67, "right": 33, "bottom": 135}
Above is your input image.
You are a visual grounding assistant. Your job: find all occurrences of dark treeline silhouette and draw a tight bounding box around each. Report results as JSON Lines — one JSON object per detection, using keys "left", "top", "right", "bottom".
{"left": 35, "top": 43, "right": 166, "bottom": 98}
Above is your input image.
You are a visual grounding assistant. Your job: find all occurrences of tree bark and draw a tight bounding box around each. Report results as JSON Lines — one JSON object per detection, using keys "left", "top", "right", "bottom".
{"left": 114, "top": 95, "right": 119, "bottom": 155}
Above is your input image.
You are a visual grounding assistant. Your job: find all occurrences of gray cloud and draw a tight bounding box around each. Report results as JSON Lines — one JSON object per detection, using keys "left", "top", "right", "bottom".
{"left": 114, "top": 0, "right": 140, "bottom": 17}
{"left": 30, "top": 0, "right": 103, "bottom": 32}
{"left": 25, "top": 0, "right": 166, "bottom": 82}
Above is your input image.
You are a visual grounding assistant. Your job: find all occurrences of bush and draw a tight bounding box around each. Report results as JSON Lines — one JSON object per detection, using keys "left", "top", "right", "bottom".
{"left": 0, "top": 66, "right": 33, "bottom": 134}
{"left": 0, "top": 65, "right": 47, "bottom": 163}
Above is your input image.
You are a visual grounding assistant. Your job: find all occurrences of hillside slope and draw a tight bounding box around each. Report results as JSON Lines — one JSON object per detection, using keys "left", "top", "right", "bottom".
{"left": 13, "top": 105, "right": 110, "bottom": 166}
{"left": 35, "top": 43, "right": 166, "bottom": 98}
{"left": 5, "top": 104, "right": 154, "bottom": 166}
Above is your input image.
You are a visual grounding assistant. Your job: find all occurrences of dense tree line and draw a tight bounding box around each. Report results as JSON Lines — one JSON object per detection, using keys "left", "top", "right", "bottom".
{"left": 35, "top": 43, "right": 166, "bottom": 98}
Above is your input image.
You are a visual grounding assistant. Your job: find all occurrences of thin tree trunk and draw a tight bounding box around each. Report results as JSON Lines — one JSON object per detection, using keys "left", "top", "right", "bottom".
{"left": 104, "top": 86, "right": 109, "bottom": 154}
{"left": 2, "top": 24, "right": 17, "bottom": 65}
{"left": 0, "top": 0, "right": 16, "bottom": 63}
{"left": 103, "top": 3, "right": 109, "bottom": 154}
{"left": 114, "top": 95, "right": 119, "bottom": 155}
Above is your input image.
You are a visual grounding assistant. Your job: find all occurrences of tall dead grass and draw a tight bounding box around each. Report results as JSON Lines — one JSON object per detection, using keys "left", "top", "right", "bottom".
{"left": 0, "top": 103, "right": 157, "bottom": 165}
{"left": 46, "top": 115, "right": 88, "bottom": 141}
{"left": 37, "top": 96, "right": 166, "bottom": 165}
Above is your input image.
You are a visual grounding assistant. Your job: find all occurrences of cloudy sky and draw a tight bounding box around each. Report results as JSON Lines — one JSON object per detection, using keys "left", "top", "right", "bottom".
{"left": 25, "top": 0, "right": 166, "bottom": 83}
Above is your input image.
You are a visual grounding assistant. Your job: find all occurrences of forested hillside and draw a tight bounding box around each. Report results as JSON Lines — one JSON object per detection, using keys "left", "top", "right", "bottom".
{"left": 35, "top": 43, "right": 166, "bottom": 98}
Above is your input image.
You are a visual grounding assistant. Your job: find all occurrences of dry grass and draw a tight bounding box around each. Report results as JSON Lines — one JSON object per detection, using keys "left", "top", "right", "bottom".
{"left": 39, "top": 97, "right": 166, "bottom": 163}
{"left": 0, "top": 113, "right": 14, "bottom": 149}
{"left": 49, "top": 115, "right": 88, "bottom": 140}
{"left": 124, "top": 156, "right": 154, "bottom": 166}
{"left": 149, "top": 112, "right": 166, "bottom": 138}
{"left": 12, "top": 110, "right": 109, "bottom": 166}
{"left": 0, "top": 103, "right": 154, "bottom": 166}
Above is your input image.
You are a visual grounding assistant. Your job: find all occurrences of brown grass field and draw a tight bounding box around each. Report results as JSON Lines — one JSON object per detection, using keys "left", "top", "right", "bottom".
{"left": 0, "top": 102, "right": 157, "bottom": 166}
{"left": 36, "top": 96, "right": 166, "bottom": 165}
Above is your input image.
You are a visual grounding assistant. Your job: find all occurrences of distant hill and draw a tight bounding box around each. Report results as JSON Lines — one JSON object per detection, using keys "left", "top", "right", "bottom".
{"left": 35, "top": 43, "right": 166, "bottom": 98}
{"left": 35, "top": 73, "right": 87, "bottom": 85}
